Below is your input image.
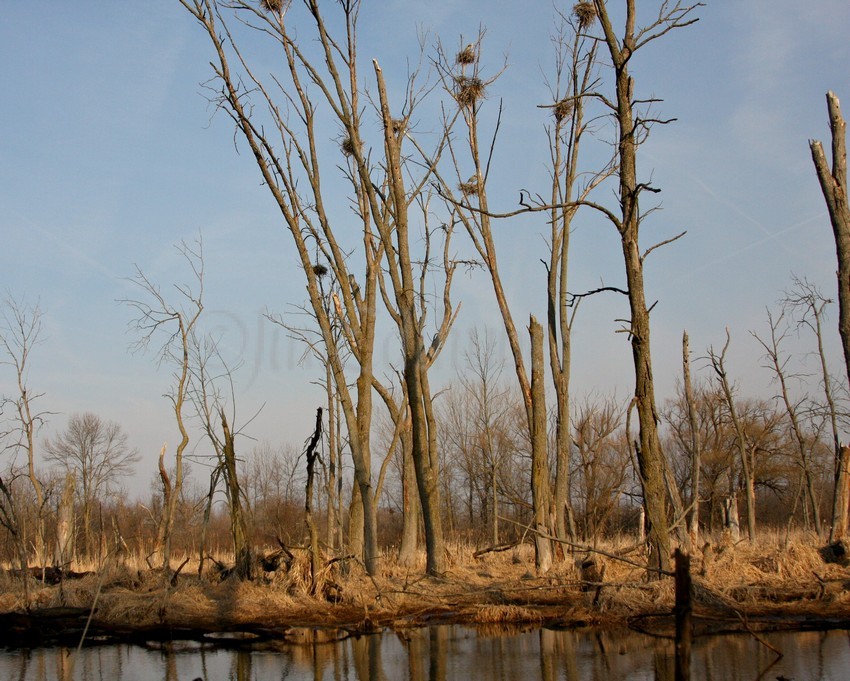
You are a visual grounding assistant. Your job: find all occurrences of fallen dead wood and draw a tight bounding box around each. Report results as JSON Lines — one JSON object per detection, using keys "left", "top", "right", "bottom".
{"left": 8, "top": 567, "right": 96, "bottom": 585}
{"left": 473, "top": 542, "right": 522, "bottom": 559}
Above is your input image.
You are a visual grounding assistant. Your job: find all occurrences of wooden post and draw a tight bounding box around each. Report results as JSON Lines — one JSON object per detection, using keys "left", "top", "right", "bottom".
{"left": 674, "top": 548, "right": 692, "bottom": 681}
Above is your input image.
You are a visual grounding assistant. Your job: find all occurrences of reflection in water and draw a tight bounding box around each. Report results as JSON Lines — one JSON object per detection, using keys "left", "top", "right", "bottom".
{"left": 2, "top": 626, "right": 849, "bottom": 680}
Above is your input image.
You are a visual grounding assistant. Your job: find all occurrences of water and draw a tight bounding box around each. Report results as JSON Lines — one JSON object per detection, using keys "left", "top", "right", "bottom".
{"left": 2, "top": 625, "right": 849, "bottom": 680}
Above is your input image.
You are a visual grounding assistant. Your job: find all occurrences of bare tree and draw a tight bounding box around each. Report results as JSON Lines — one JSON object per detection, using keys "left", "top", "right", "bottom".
{"left": 441, "top": 329, "right": 516, "bottom": 546}
{"left": 123, "top": 238, "right": 204, "bottom": 570}
{"left": 436, "top": 1, "right": 700, "bottom": 573}
{"left": 809, "top": 93, "right": 850, "bottom": 540}
{"left": 590, "top": 0, "right": 702, "bottom": 573}
{"left": 1, "top": 296, "right": 50, "bottom": 566}
{"left": 752, "top": 310, "right": 822, "bottom": 535}
{"left": 572, "top": 394, "right": 630, "bottom": 541}
{"left": 186, "top": 330, "right": 258, "bottom": 579}
{"left": 179, "top": 0, "right": 383, "bottom": 574}
{"left": 783, "top": 276, "right": 849, "bottom": 540}
{"left": 0, "top": 472, "right": 30, "bottom": 605}
{"left": 179, "top": 0, "right": 459, "bottom": 575}
{"left": 44, "top": 412, "right": 139, "bottom": 559}
{"left": 709, "top": 330, "right": 757, "bottom": 541}
{"left": 241, "top": 441, "right": 301, "bottom": 537}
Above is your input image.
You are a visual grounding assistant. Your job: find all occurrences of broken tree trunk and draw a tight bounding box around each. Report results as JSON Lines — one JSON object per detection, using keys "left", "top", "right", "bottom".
{"left": 304, "top": 407, "right": 324, "bottom": 593}
{"left": 220, "top": 410, "right": 252, "bottom": 580}
{"left": 811, "top": 93, "right": 850, "bottom": 541}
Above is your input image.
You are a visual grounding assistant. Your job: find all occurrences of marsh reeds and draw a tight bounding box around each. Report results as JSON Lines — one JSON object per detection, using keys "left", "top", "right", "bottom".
{"left": 1, "top": 530, "right": 848, "bottom": 640}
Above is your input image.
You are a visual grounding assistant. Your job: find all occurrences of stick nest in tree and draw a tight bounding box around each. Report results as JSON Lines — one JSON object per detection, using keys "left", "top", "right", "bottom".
{"left": 554, "top": 98, "right": 575, "bottom": 122}
{"left": 456, "top": 44, "right": 476, "bottom": 65}
{"left": 454, "top": 77, "right": 486, "bottom": 108}
{"left": 458, "top": 176, "right": 480, "bottom": 196}
{"left": 312, "top": 263, "right": 328, "bottom": 278}
{"left": 573, "top": 2, "right": 597, "bottom": 29}
{"left": 340, "top": 136, "right": 360, "bottom": 157}
{"left": 260, "top": 0, "right": 286, "bottom": 13}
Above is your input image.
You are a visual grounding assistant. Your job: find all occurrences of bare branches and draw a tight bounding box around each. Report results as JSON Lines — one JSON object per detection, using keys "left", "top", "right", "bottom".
{"left": 122, "top": 237, "right": 205, "bottom": 369}
{"left": 1, "top": 297, "right": 51, "bottom": 450}
{"left": 121, "top": 235, "right": 205, "bottom": 570}
{"left": 0, "top": 295, "right": 51, "bottom": 565}
{"left": 633, "top": 1, "right": 704, "bottom": 51}
{"left": 568, "top": 284, "right": 629, "bottom": 307}
{"left": 641, "top": 230, "right": 686, "bottom": 262}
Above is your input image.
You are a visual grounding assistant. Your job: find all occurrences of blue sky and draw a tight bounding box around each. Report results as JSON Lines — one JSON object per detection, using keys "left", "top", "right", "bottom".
{"left": 2, "top": 1, "right": 850, "bottom": 496}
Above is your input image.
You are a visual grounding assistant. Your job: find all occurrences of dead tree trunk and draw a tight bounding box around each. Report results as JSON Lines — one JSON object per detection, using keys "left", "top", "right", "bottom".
{"left": 373, "top": 59, "right": 449, "bottom": 576}
{"left": 682, "top": 332, "right": 702, "bottom": 549}
{"left": 592, "top": 0, "right": 700, "bottom": 574}
{"left": 220, "top": 410, "right": 252, "bottom": 580}
{"left": 834, "top": 446, "right": 850, "bottom": 541}
{"left": 304, "top": 407, "right": 323, "bottom": 592}
{"left": 55, "top": 473, "right": 75, "bottom": 570}
{"left": 398, "top": 429, "right": 420, "bottom": 567}
{"left": 810, "top": 92, "right": 850, "bottom": 540}
{"left": 811, "top": 91, "right": 850, "bottom": 390}
{"left": 530, "top": 316, "right": 553, "bottom": 573}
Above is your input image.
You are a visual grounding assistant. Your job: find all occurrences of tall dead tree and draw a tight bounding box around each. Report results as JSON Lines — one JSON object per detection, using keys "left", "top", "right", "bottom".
{"left": 811, "top": 92, "right": 850, "bottom": 390}
{"left": 681, "top": 331, "right": 701, "bottom": 547}
{"left": 434, "top": 36, "right": 557, "bottom": 568}
{"left": 590, "top": 0, "right": 701, "bottom": 573}
{"left": 432, "top": 10, "right": 606, "bottom": 556}
{"left": 810, "top": 92, "right": 850, "bottom": 540}
{"left": 544, "top": 8, "right": 608, "bottom": 544}
{"left": 179, "top": 0, "right": 458, "bottom": 575}
{"left": 179, "top": 0, "right": 383, "bottom": 575}
{"left": 124, "top": 238, "right": 204, "bottom": 570}
{"left": 371, "top": 69, "right": 456, "bottom": 571}
{"left": 530, "top": 316, "right": 553, "bottom": 572}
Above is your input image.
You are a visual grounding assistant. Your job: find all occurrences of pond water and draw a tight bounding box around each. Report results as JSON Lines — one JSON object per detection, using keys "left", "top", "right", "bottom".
{"left": 2, "top": 625, "right": 849, "bottom": 681}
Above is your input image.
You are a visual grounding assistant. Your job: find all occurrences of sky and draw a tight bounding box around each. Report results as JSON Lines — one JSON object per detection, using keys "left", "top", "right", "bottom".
{"left": 2, "top": 0, "right": 850, "bottom": 497}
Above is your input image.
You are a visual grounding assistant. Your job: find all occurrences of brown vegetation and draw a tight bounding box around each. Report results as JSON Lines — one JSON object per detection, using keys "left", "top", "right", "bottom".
{"left": 2, "top": 532, "right": 849, "bottom": 647}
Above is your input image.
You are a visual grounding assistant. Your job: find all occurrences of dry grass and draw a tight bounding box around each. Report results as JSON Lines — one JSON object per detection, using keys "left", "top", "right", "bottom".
{"left": 2, "top": 531, "right": 849, "bottom": 635}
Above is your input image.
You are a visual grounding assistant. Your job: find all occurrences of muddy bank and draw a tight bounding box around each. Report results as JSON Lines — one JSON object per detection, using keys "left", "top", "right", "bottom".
{"left": 3, "top": 575, "right": 850, "bottom": 649}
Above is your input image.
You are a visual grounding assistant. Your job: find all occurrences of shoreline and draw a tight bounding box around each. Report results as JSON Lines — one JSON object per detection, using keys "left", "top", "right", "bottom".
{"left": 3, "top": 536, "right": 850, "bottom": 649}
